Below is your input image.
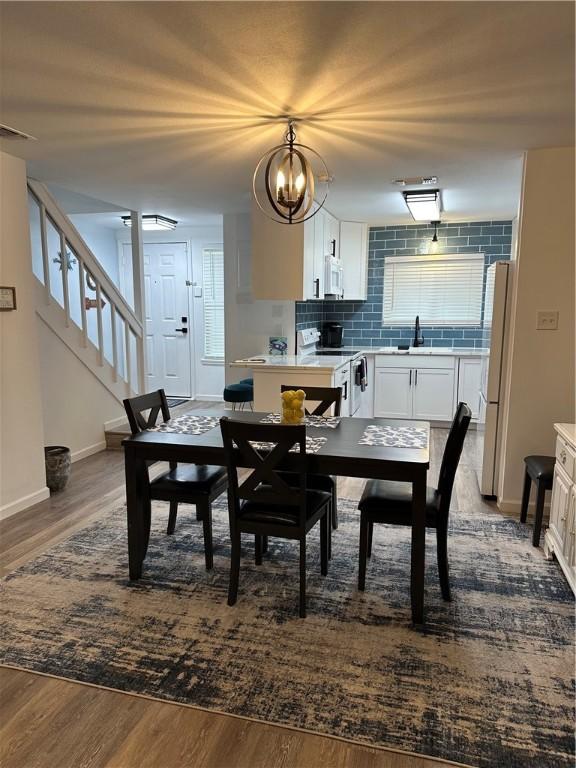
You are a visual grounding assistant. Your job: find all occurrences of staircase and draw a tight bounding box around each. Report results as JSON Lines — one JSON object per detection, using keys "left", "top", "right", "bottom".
{"left": 27, "top": 179, "right": 144, "bottom": 404}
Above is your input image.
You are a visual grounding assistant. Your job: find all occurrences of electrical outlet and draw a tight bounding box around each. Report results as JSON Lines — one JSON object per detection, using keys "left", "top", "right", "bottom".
{"left": 536, "top": 311, "right": 559, "bottom": 330}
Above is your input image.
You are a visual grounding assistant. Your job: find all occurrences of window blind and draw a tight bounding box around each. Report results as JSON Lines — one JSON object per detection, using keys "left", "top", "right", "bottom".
{"left": 382, "top": 253, "right": 485, "bottom": 326}
{"left": 202, "top": 248, "right": 224, "bottom": 359}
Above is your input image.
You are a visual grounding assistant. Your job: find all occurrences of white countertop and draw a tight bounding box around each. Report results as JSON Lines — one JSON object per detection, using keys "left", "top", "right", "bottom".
{"left": 317, "top": 346, "right": 488, "bottom": 357}
{"left": 555, "top": 423, "right": 576, "bottom": 448}
{"left": 230, "top": 355, "right": 352, "bottom": 372}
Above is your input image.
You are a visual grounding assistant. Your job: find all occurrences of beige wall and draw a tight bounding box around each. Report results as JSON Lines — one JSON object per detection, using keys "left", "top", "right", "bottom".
{"left": 0, "top": 151, "right": 49, "bottom": 518}
{"left": 37, "top": 319, "right": 123, "bottom": 460}
{"left": 498, "top": 147, "right": 576, "bottom": 509}
{"left": 224, "top": 213, "right": 295, "bottom": 384}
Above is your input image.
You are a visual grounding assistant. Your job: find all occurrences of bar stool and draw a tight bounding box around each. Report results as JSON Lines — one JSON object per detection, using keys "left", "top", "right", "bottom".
{"left": 520, "top": 455, "right": 556, "bottom": 547}
{"left": 223, "top": 382, "right": 254, "bottom": 411}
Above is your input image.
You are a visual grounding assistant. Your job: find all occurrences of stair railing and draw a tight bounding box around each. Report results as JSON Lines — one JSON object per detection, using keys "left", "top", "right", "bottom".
{"left": 27, "top": 179, "right": 145, "bottom": 395}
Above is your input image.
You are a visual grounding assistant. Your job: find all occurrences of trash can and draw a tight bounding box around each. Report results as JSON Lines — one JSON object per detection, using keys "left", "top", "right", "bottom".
{"left": 44, "top": 446, "right": 71, "bottom": 492}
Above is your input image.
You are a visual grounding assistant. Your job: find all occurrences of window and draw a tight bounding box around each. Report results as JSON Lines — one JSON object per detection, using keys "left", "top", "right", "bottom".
{"left": 202, "top": 248, "right": 224, "bottom": 359}
{"left": 382, "top": 253, "right": 485, "bottom": 326}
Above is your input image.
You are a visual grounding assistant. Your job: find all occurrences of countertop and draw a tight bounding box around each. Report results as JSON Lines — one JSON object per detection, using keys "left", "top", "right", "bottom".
{"left": 230, "top": 355, "right": 352, "bottom": 372}
{"left": 555, "top": 423, "right": 576, "bottom": 448}
{"left": 316, "top": 346, "right": 488, "bottom": 357}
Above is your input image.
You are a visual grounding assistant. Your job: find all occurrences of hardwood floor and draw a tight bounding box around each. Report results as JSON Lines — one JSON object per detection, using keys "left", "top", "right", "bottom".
{"left": 0, "top": 412, "right": 487, "bottom": 768}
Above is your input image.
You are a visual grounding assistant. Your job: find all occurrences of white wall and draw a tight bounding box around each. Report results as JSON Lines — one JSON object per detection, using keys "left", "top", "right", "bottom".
{"left": 224, "top": 213, "right": 295, "bottom": 384}
{"left": 118, "top": 225, "right": 225, "bottom": 400}
{"left": 37, "top": 320, "right": 124, "bottom": 460}
{"left": 498, "top": 147, "right": 576, "bottom": 510}
{"left": 68, "top": 213, "right": 121, "bottom": 287}
{"left": 0, "top": 151, "right": 49, "bottom": 519}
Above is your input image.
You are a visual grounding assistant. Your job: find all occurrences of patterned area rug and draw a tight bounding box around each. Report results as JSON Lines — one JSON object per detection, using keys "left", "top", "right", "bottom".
{"left": 1, "top": 499, "right": 574, "bottom": 768}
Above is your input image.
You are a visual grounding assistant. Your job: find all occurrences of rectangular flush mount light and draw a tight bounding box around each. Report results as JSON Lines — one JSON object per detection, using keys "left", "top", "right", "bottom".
{"left": 402, "top": 189, "right": 441, "bottom": 222}
{"left": 121, "top": 214, "right": 178, "bottom": 231}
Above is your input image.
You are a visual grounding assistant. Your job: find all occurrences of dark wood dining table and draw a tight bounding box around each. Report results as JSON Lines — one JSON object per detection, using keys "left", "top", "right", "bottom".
{"left": 123, "top": 409, "right": 430, "bottom": 624}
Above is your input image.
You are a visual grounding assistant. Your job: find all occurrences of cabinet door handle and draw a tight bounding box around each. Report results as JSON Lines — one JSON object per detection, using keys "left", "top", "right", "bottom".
{"left": 343, "top": 381, "right": 348, "bottom": 400}
{"left": 331, "top": 239, "right": 336, "bottom": 257}
{"left": 415, "top": 369, "right": 418, "bottom": 386}
{"left": 409, "top": 370, "right": 412, "bottom": 386}
{"left": 314, "top": 278, "right": 320, "bottom": 298}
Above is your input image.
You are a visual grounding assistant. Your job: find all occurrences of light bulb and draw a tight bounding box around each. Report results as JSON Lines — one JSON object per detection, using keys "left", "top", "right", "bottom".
{"left": 276, "top": 170, "right": 285, "bottom": 193}
{"left": 295, "top": 172, "right": 305, "bottom": 193}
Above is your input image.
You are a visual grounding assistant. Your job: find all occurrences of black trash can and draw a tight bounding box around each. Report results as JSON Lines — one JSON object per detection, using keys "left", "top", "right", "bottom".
{"left": 44, "top": 446, "right": 71, "bottom": 493}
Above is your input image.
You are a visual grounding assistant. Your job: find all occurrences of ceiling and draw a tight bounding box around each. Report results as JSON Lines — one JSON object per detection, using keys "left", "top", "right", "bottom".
{"left": 1, "top": 1, "right": 574, "bottom": 225}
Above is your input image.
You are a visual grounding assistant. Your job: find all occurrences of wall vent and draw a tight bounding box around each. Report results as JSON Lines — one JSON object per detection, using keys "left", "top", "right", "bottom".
{"left": 394, "top": 176, "right": 437, "bottom": 186}
{"left": 0, "top": 123, "right": 37, "bottom": 141}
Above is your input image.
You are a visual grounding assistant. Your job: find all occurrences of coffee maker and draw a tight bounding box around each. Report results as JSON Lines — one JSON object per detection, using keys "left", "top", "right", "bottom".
{"left": 321, "top": 322, "right": 344, "bottom": 348}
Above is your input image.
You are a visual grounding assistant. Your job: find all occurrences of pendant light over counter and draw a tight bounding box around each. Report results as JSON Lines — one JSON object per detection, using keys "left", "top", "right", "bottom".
{"left": 253, "top": 120, "right": 332, "bottom": 225}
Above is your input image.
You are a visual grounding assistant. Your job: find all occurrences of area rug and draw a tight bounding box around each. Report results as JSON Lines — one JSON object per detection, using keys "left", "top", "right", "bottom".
{"left": 1, "top": 499, "right": 574, "bottom": 768}
{"left": 165, "top": 397, "right": 190, "bottom": 408}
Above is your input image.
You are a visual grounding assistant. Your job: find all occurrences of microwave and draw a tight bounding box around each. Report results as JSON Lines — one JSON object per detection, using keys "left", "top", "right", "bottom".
{"left": 325, "top": 255, "right": 343, "bottom": 297}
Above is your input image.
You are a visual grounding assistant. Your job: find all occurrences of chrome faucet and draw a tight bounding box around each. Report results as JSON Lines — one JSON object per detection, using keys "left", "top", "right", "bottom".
{"left": 413, "top": 315, "right": 424, "bottom": 347}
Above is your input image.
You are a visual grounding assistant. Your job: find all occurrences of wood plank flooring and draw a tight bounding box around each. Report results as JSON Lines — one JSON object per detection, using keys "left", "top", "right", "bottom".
{"left": 0, "top": 409, "right": 489, "bottom": 768}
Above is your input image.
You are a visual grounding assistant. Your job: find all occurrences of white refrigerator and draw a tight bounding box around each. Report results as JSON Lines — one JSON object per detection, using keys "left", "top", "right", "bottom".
{"left": 478, "top": 261, "right": 513, "bottom": 497}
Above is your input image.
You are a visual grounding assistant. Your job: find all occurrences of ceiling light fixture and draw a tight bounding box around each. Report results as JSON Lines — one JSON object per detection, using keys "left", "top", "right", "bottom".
{"left": 253, "top": 120, "right": 331, "bottom": 225}
{"left": 402, "top": 189, "right": 441, "bottom": 222}
{"left": 121, "top": 214, "right": 178, "bottom": 231}
{"left": 431, "top": 220, "right": 440, "bottom": 242}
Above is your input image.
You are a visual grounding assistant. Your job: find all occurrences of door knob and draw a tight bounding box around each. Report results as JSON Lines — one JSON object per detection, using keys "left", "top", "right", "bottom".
{"left": 175, "top": 327, "right": 188, "bottom": 334}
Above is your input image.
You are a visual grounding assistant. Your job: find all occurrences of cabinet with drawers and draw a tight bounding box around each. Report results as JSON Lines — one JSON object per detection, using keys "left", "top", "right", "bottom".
{"left": 544, "top": 424, "right": 576, "bottom": 593}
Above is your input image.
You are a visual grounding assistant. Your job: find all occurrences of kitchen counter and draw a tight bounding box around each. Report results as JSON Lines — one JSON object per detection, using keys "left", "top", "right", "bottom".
{"left": 230, "top": 355, "right": 353, "bottom": 372}
{"left": 317, "top": 346, "right": 488, "bottom": 357}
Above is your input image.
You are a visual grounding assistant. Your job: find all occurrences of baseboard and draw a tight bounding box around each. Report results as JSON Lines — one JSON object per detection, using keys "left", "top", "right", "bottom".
{"left": 104, "top": 415, "right": 127, "bottom": 431}
{"left": 0, "top": 487, "right": 51, "bottom": 521}
{"left": 71, "top": 441, "right": 107, "bottom": 463}
{"left": 497, "top": 497, "right": 551, "bottom": 518}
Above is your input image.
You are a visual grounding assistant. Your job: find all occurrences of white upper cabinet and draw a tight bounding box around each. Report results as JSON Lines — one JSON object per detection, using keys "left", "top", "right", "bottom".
{"left": 340, "top": 221, "right": 368, "bottom": 300}
{"left": 324, "top": 210, "right": 340, "bottom": 259}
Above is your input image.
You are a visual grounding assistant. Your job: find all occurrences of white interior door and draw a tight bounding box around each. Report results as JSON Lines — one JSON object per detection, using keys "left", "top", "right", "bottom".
{"left": 143, "top": 242, "right": 191, "bottom": 397}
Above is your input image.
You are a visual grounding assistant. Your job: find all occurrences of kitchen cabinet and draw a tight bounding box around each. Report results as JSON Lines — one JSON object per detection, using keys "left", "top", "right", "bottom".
{"left": 324, "top": 210, "right": 340, "bottom": 259}
{"left": 340, "top": 221, "right": 368, "bottom": 300}
{"left": 374, "top": 354, "right": 456, "bottom": 422}
{"left": 457, "top": 357, "right": 482, "bottom": 420}
{"left": 544, "top": 425, "right": 576, "bottom": 593}
{"left": 335, "top": 362, "right": 351, "bottom": 416}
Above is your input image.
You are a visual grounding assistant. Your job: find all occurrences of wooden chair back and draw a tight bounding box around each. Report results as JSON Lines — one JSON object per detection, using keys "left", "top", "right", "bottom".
{"left": 280, "top": 385, "right": 342, "bottom": 417}
{"left": 437, "top": 402, "right": 472, "bottom": 513}
{"left": 123, "top": 390, "right": 171, "bottom": 434}
{"left": 220, "top": 418, "right": 308, "bottom": 528}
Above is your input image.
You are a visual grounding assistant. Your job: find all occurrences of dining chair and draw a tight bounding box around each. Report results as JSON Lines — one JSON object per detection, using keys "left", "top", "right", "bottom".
{"left": 123, "top": 390, "right": 227, "bottom": 570}
{"left": 357, "top": 402, "right": 472, "bottom": 600}
{"left": 280, "top": 384, "right": 341, "bottom": 531}
{"left": 220, "top": 417, "right": 331, "bottom": 618}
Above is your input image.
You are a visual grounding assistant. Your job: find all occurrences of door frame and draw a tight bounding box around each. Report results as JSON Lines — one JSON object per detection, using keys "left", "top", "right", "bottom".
{"left": 118, "top": 236, "right": 195, "bottom": 399}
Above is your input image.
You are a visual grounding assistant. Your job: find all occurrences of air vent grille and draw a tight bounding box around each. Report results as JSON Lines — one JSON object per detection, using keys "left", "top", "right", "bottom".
{"left": 0, "top": 124, "right": 37, "bottom": 141}
{"left": 394, "top": 176, "right": 437, "bottom": 186}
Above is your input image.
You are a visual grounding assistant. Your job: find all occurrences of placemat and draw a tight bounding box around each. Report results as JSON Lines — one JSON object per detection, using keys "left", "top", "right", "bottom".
{"left": 259, "top": 413, "right": 341, "bottom": 428}
{"left": 249, "top": 436, "right": 328, "bottom": 454}
{"left": 359, "top": 424, "right": 428, "bottom": 449}
{"left": 150, "top": 414, "right": 219, "bottom": 436}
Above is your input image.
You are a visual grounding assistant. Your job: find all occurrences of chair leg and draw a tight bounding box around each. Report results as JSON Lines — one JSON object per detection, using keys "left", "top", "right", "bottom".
{"left": 262, "top": 535, "right": 268, "bottom": 554}
{"left": 320, "top": 511, "right": 328, "bottom": 576}
{"left": 255, "top": 535, "right": 263, "bottom": 565}
{"left": 532, "top": 481, "right": 546, "bottom": 547}
{"left": 367, "top": 521, "right": 374, "bottom": 558}
{"left": 200, "top": 501, "right": 213, "bottom": 570}
{"left": 228, "top": 532, "right": 241, "bottom": 606}
{"left": 358, "top": 515, "right": 369, "bottom": 591}
{"left": 299, "top": 538, "right": 307, "bottom": 618}
{"left": 331, "top": 482, "right": 338, "bottom": 529}
{"left": 436, "top": 521, "right": 451, "bottom": 601}
{"left": 520, "top": 470, "right": 531, "bottom": 523}
{"left": 327, "top": 502, "right": 332, "bottom": 560}
{"left": 166, "top": 501, "right": 178, "bottom": 535}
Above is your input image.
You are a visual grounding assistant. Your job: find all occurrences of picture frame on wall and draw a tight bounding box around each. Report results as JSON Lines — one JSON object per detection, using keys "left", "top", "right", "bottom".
{"left": 0, "top": 287, "right": 17, "bottom": 311}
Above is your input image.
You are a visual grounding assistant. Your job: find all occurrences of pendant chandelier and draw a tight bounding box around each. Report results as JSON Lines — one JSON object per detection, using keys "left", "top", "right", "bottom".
{"left": 253, "top": 120, "right": 331, "bottom": 225}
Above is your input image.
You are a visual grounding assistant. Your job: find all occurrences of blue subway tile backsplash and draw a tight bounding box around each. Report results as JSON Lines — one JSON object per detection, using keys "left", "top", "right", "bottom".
{"left": 295, "top": 219, "right": 513, "bottom": 348}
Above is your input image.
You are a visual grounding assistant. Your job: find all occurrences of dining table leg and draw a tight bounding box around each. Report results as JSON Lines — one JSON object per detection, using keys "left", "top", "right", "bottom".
{"left": 125, "top": 446, "right": 147, "bottom": 580}
{"left": 411, "top": 468, "right": 427, "bottom": 624}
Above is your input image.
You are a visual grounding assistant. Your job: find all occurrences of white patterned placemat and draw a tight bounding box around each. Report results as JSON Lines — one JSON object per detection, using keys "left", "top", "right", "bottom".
{"left": 359, "top": 425, "right": 428, "bottom": 449}
{"left": 150, "top": 414, "right": 219, "bottom": 436}
{"left": 248, "top": 436, "right": 328, "bottom": 454}
{"left": 259, "top": 413, "right": 341, "bottom": 429}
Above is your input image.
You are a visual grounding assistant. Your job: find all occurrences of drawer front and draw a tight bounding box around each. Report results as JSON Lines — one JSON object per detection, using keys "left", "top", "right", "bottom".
{"left": 375, "top": 354, "right": 455, "bottom": 369}
{"left": 556, "top": 436, "right": 575, "bottom": 482}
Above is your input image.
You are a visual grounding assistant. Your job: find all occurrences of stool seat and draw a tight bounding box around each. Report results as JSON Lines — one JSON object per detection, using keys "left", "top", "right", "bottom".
{"left": 520, "top": 454, "right": 555, "bottom": 547}
{"left": 223, "top": 382, "right": 254, "bottom": 410}
{"left": 239, "top": 378, "right": 254, "bottom": 386}
{"left": 524, "top": 455, "right": 555, "bottom": 485}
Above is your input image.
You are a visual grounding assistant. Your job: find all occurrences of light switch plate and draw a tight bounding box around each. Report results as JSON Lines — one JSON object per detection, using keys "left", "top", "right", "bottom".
{"left": 536, "top": 311, "right": 559, "bottom": 330}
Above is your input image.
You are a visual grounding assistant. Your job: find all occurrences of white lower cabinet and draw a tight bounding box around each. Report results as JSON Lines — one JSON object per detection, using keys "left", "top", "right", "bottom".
{"left": 374, "top": 368, "right": 412, "bottom": 418}
{"left": 544, "top": 426, "right": 576, "bottom": 594}
{"left": 374, "top": 355, "right": 456, "bottom": 421}
{"left": 457, "top": 357, "right": 482, "bottom": 420}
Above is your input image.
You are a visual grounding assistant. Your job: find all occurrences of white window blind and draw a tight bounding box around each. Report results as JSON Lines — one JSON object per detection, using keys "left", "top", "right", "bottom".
{"left": 382, "top": 253, "right": 485, "bottom": 326}
{"left": 202, "top": 248, "right": 224, "bottom": 359}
